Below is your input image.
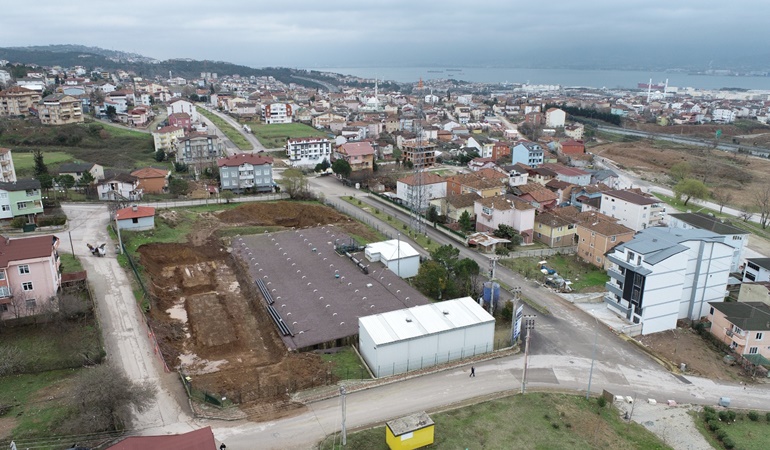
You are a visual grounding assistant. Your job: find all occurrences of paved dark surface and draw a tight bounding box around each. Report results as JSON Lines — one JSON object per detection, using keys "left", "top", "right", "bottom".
{"left": 234, "top": 225, "right": 429, "bottom": 350}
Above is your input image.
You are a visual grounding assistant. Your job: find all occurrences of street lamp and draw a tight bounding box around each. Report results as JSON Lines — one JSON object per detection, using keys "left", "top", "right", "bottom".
{"left": 586, "top": 316, "right": 599, "bottom": 399}
{"left": 521, "top": 315, "right": 536, "bottom": 394}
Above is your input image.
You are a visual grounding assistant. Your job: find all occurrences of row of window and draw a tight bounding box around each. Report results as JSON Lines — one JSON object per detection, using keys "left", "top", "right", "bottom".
{"left": 0, "top": 280, "right": 33, "bottom": 297}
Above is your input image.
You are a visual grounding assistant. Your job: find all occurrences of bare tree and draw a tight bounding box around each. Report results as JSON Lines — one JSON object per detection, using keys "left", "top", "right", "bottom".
{"left": 739, "top": 208, "right": 755, "bottom": 222}
{"left": 62, "top": 364, "right": 156, "bottom": 433}
{"left": 754, "top": 185, "right": 770, "bottom": 229}
{"left": 711, "top": 190, "right": 734, "bottom": 214}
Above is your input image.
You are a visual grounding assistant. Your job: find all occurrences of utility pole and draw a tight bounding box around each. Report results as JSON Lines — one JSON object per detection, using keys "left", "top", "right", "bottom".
{"left": 115, "top": 215, "right": 123, "bottom": 255}
{"left": 340, "top": 386, "right": 347, "bottom": 446}
{"left": 520, "top": 315, "right": 536, "bottom": 394}
{"left": 586, "top": 323, "right": 598, "bottom": 399}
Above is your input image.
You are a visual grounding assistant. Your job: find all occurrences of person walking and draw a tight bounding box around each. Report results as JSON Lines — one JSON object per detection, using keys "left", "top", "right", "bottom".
{"left": 470, "top": 366, "right": 475, "bottom": 377}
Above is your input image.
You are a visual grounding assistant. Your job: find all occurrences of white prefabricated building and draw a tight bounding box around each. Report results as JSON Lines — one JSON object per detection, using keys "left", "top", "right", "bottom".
{"left": 358, "top": 297, "right": 495, "bottom": 378}
{"left": 364, "top": 239, "right": 420, "bottom": 278}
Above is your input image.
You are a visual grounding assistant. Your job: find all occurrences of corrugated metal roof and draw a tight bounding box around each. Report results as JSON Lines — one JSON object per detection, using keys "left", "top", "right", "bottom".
{"left": 359, "top": 297, "right": 494, "bottom": 346}
{"left": 365, "top": 239, "right": 420, "bottom": 260}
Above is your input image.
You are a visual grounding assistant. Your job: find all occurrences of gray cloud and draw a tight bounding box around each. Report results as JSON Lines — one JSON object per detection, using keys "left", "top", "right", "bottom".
{"left": 2, "top": 1, "right": 767, "bottom": 69}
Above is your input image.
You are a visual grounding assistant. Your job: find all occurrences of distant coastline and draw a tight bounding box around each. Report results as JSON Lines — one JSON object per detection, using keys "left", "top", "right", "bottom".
{"left": 307, "top": 66, "right": 770, "bottom": 91}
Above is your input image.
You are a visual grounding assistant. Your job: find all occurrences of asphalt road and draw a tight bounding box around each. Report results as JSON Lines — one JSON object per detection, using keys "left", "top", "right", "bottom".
{"left": 198, "top": 105, "right": 268, "bottom": 153}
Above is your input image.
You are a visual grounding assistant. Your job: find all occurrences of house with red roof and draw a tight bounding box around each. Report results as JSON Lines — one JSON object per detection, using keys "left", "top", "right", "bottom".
{"left": 217, "top": 152, "right": 274, "bottom": 193}
{"left": 107, "top": 426, "right": 216, "bottom": 450}
{"left": 0, "top": 234, "right": 61, "bottom": 320}
{"left": 396, "top": 172, "right": 446, "bottom": 210}
{"left": 168, "top": 112, "right": 192, "bottom": 129}
{"left": 334, "top": 141, "right": 375, "bottom": 172}
{"left": 115, "top": 205, "right": 156, "bottom": 231}
{"left": 474, "top": 194, "right": 535, "bottom": 243}
{"left": 131, "top": 167, "right": 170, "bottom": 194}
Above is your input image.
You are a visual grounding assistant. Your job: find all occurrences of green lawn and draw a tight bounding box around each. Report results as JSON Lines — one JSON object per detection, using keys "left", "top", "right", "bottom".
{"left": 58, "top": 253, "right": 83, "bottom": 273}
{"left": 319, "top": 393, "right": 669, "bottom": 449}
{"left": 12, "top": 151, "right": 73, "bottom": 176}
{"left": 699, "top": 408, "right": 770, "bottom": 450}
{"left": 198, "top": 108, "right": 253, "bottom": 150}
{"left": 500, "top": 254, "right": 609, "bottom": 292}
{"left": 0, "top": 370, "right": 79, "bottom": 440}
{"left": 2, "top": 320, "right": 103, "bottom": 373}
{"left": 320, "top": 347, "right": 371, "bottom": 380}
{"left": 250, "top": 122, "right": 327, "bottom": 149}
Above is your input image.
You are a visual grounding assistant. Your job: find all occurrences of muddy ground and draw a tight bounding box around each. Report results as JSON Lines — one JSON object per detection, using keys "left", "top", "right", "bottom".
{"left": 137, "top": 202, "right": 379, "bottom": 415}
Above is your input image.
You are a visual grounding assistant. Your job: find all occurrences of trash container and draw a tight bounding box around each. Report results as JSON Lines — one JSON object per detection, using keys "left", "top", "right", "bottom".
{"left": 22, "top": 223, "right": 37, "bottom": 232}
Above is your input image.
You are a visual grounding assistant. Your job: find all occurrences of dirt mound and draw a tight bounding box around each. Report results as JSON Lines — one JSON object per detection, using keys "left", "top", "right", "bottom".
{"left": 217, "top": 202, "right": 347, "bottom": 228}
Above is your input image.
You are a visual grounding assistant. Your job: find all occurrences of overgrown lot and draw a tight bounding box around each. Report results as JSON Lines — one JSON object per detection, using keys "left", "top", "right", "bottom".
{"left": 699, "top": 406, "right": 770, "bottom": 450}
{"left": 501, "top": 254, "right": 609, "bottom": 292}
{"left": 249, "top": 122, "right": 328, "bottom": 148}
{"left": 319, "top": 393, "right": 669, "bottom": 449}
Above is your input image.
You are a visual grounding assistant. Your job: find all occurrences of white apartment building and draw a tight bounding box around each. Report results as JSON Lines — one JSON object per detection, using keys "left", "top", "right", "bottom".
{"left": 545, "top": 108, "right": 566, "bottom": 128}
{"left": 742, "top": 258, "right": 770, "bottom": 283}
{"left": 166, "top": 98, "right": 198, "bottom": 122}
{"left": 605, "top": 227, "right": 732, "bottom": 335}
{"left": 668, "top": 212, "right": 748, "bottom": 273}
{"left": 261, "top": 103, "right": 293, "bottom": 124}
{"left": 599, "top": 189, "right": 665, "bottom": 231}
{"left": 396, "top": 172, "right": 447, "bottom": 211}
{"left": 712, "top": 108, "right": 736, "bottom": 123}
{"left": 0, "top": 148, "right": 17, "bottom": 183}
{"left": 286, "top": 137, "right": 332, "bottom": 168}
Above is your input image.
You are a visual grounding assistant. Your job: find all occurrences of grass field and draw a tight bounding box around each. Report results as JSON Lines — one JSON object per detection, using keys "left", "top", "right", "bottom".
{"left": 319, "top": 393, "right": 669, "bottom": 449}
{"left": 250, "top": 122, "right": 328, "bottom": 149}
{"left": 12, "top": 151, "right": 73, "bottom": 176}
{"left": 320, "top": 347, "right": 371, "bottom": 380}
{"left": 58, "top": 253, "right": 84, "bottom": 273}
{"left": 699, "top": 408, "right": 770, "bottom": 450}
{"left": 197, "top": 108, "right": 253, "bottom": 150}
{"left": 2, "top": 320, "right": 103, "bottom": 374}
{"left": 500, "top": 254, "right": 609, "bottom": 292}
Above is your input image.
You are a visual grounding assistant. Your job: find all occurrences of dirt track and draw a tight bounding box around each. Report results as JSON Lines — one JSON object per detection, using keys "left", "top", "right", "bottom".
{"left": 136, "top": 202, "right": 376, "bottom": 410}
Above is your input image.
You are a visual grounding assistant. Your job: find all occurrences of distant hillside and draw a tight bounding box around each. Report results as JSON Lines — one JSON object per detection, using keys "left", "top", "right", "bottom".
{"left": 0, "top": 46, "right": 344, "bottom": 89}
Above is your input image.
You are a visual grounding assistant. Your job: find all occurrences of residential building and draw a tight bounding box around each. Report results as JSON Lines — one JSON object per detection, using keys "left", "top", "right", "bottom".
{"left": 96, "top": 173, "right": 142, "bottom": 201}
{"left": 564, "top": 124, "right": 585, "bottom": 140}
{"left": 38, "top": 94, "right": 84, "bottom": 125}
{"left": 540, "top": 163, "right": 591, "bottom": 186}
{"left": 474, "top": 194, "right": 536, "bottom": 243}
{"left": 511, "top": 141, "right": 544, "bottom": 167}
{"left": 429, "top": 193, "right": 478, "bottom": 223}
{"left": 743, "top": 258, "right": 770, "bottom": 283}
{"left": 57, "top": 162, "right": 104, "bottom": 182}
{"left": 166, "top": 98, "right": 198, "bottom": 122}
{"left": 533, "top": 211, "right": 577, "bottom": 248}
{"left": 0, "top": 180, "right": 44, "bottom": 223}
{"left": 176, "top": 134, "right": 222, "bottom": 170}
{"left": 545, "top": 108, "right": 566, "bottom": 128}
{"left": 286, "top": 137, "right": 332, "bottom": 168}
{"left": 261, "top": 103, "right": 293, "bottom": 124}
{"left": 446, "top": 173, "right": 505, "bottom": 198}
{"left": 0, "top": 235, "right": 61, "bottom": 321}
{"left": 334, "top": 141, "right": 375, "bottom": 172}
{"left": 0, "top": 148, "right": 17, "bottom": 183}
{"left": 707, "top": 302, "right": 770, "bottom": 360}
{"left": 574, "top": 211, "right": 635, "bottom": 268}
{"left": 0, "top": 86, "right": 42, "bottom": 117}
{"left": 560, "top": 140, "right": 585, "bottom": 156}
{"left": 599, "top": 189, "right": 665, "bottom": 231}
{"left": 312, "top": 112, "right": 346, "bottom": 129}
{"left": 217, "top": 153, "right": 274, "bottom": 193}
{"left": 396, "top": 172, "right": 447, "bottom": 211}
{"left": 167, "top": 112, "right": 192, "bottom": 129}
{"left": 605, "top": 228, "right": 732, "bottom": 335}
{"left": 401, "top": 140, "right": 436, "bottom": 168}
{"left": 115, "top": 205, "right": 156, "bottom": 231}
{"left": 130, "top": 167, "right": 170, "bottom": 194}
{"left": 511, "top": 182, "right": 559, "bottom": 211}
{"left": 668, "top": 212, "right": 749, "bottom": 273}
{"left": 151, "top": 125, "right": 185, "bottom": 152}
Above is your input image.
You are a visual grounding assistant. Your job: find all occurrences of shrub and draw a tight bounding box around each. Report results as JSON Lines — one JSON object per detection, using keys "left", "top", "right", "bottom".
{"left": 596, "top": 396, "right": 607, "bottom": 408}
{"left": 719, "top": 411, "right": 729, "bottom": 422}
{"left": 722, "top": 436, "right": 735, "bottom": 449}
{"left": 10, "top": 217, "right": 26, "bottom": 229}
{"left": 37, "top": 215, "right": 67, "bottom": 227}
{"left": 708, "top": 420, "right": 721, "bottom": 432}
{"left": 766, "top": 412, "right": 770, "bottom": 422}
{"left": 551, "top": 423, "right": 560, "bottom": 429}
{"left": 704, "top": 406, "right": 716, "bottom": 414}
{"left": 543, "top": 413, "right": 550, "bottom": 420}
{"left": 727, "top": 411, "right": 736, "bottom": 422}
{"left": 748, "top": 411, "right": 759, "bottom": 421}
{"left": 716, "top": 429, "right": 728, "bottom": 441}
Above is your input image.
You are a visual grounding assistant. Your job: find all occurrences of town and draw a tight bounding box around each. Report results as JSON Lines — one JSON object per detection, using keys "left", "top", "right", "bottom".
{"left": 1, "top": 49, "right": 770, "bottom": 450}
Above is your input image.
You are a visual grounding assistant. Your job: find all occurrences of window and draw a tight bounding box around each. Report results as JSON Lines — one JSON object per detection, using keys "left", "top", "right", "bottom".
{"left": 757, "top": 332, "right": 764, "bottom": 340}
{"left": 748, "top": 347, "right": 758, "bottom": 354}
{"left": 0, "top": 270, "right": 4, "bottom": 280}
{"left": 0, "top": 286, "right": 9, "bottom": 297}
{"left": 0, "top": 303, "right": 7, "bottom": 312}
{"left": 22, "top": 281, "right": 33, "bottom": 291}
{"left": 132, "top": 218, "right": 139, "bottom": 224}
{"left": 18, "top": 265, "right": 29, "bottom": 274}
{"left": 745, "top": 272, "right": 756, "bottom": 281}
{"left": 17, "top": 201, "right": 27, "bottom": 210}
{"left": 709, "top": 307, "right": 714, "bottom": 315}
{"left": 611, "top": 236, "right": 617, "bottom": 242}
{"left": 25, "top": 298, "right": 36, "bottom": 310}
{"left": 1, "top": 205, "right": 8, "bottom": 212}
{"left": 222, "top": 172, "right": 229, "bottom": 178}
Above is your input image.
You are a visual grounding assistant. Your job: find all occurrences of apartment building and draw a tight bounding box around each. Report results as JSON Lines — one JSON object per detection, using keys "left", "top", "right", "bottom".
{"left": 669, "top": 212, "right": 748, "bottom": 273}
{"left": 401, "top": 140, "right": 436, "bottom": 168}
{"left": 474, "top": 194, "right": 535, "bottom": 244}
{"left": 176, "top": 134, "right": 222, "bottom": 170}
{"left": 151, "top": 125, "right": 185, "bottom": 152}
{"left": 0, "top": 148, "right": 17, "bottom": 183}
{"left": 599, "top": 189, "right": 665, "bottom": 231}
{"left": 743, "top": 258, "right": 770, "bottom": 283}
{"left": 0, "top": 180, "right": 44, "bottom": 223}
{"left": 511, "top": 141, "right": 544, "bottom": 167}
{"left": 0, "top": 86, "right": 42, "bottom": 117}
{"left": 0, "top": 235, "right": 61, "bottom": 321}
{"left": 286, "top": 137, "right": 332, "bottom": 168}
{"left": 261, "top": 103, "right": 293, "bottom": 124}
{"left": 38, "top": 94, "right": 84, "bottom": 125}
{"left": 217, "top": 153, "right": 274, "bottom": 193}
{"left": 707, "top": 301, "right": 770, "bottom": 360}
{"left": 605, "top": 227, "right": 732, "bottom": 335}
{"left": 574, "top": 211, "right": 635, "bottom": 268}
{"left": 396, "top": 172, "right": 447, "bottom": 211}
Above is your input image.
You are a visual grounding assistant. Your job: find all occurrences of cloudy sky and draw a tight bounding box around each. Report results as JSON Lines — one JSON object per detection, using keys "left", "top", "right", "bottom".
{"left": 3, "top": 1, "right": 767, "bottom": 70}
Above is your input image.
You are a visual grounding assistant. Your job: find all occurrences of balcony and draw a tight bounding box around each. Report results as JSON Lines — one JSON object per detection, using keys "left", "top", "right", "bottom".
{"left": 606, "top": 281, "right": 623, "bottom": 297}
{"left": 0, "top": 160, "right": 9, "bottom": 166}
{"left": 604, "top": 294, "right": 630, "bottom": 316}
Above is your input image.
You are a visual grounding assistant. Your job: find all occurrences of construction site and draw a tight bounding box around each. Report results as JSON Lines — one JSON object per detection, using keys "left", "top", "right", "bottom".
{"left": 135, "top": 201, "right": 427, "bottom": 411}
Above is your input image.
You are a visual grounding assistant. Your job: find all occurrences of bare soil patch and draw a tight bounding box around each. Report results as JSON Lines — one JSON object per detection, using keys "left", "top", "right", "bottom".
{"left": 136, "top": 201, "right": 377, "bottom": 411}
{"left": 636, "top": 327, "right": 745, "bottom": 382}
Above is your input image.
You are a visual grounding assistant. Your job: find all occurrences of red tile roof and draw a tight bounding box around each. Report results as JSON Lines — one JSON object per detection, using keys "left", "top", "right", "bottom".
{"left": 217, "top": 153, "right": 274, "bottom": 167}
{"left": 116, "top": 206, "right": 155, "bottom": 220}
{"left": 0, "top": 235, "right": 57, "bottom": 268}
{"left": 107, "top": 426, "right": 215, "bottom": 450}
{"left": 131, "top": 167, "right": 169, "bottom": 179}
{"left": 338, "top": 141, "right": 375, "bottom": 156}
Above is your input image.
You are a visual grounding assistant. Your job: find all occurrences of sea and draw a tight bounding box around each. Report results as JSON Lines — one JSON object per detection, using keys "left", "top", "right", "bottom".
{"left": 305, "top": 67, "right": 770, "bottom": 91}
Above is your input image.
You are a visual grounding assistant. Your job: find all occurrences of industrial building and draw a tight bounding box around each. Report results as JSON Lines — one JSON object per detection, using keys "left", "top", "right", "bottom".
{"left": 358, "top": 297, "right": 495, "bottom": 378}
{"left": 364, "top": 239, "right": 420, "bottom": 278}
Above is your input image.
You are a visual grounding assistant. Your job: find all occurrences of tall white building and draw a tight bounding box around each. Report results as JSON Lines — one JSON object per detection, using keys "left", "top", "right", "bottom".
{"left": 0, "top": 148, "right": 17, "bottom": 183}
{"left": 668, "top": 212, "right": 748, "bottom": 273}
{"left": 286, "top": 137, "right": 332, "bottom": 167}
{"left": 605, "top": 227, "right": 732, "bottom": 335}
{"left": 261, "top": 103, "right": 293, "bottom": 124}
{"left": 599, "top": 189, "right": 666, "bottom": 231}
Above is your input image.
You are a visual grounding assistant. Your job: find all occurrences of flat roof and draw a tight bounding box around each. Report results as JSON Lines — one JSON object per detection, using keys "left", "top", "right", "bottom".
{"left": 387, "top": 411, "right": 434, "bottom": 436}
{"left": 359, "top": 297, "right": 494, "bottom": 346}
{"left": 366, "top": 239, "right": 420, "bottom": 260}
{"left": 235, "top": 226, "right": 430, "bottom": 350}
{"left": 669, "top": 212, "right": 747, "bottom": 236}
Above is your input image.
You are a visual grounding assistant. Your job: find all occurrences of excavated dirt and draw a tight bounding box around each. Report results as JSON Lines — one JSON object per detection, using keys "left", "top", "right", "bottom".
{"left": 137, "top": 201, "right": 373, "bottom": 410}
